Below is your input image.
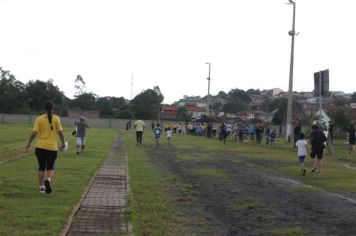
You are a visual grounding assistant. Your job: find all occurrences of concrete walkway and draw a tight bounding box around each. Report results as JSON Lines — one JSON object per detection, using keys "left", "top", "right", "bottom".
{"left": 63, "top": 134, "right": 132, "bottom": 235}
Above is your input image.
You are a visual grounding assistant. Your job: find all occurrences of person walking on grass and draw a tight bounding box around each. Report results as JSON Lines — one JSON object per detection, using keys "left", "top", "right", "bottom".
{"left": 166, "top": 127, "right": 173, "bottom": 144}
{"left": 134, "top": 119, "right": 145, "bottom": 147}
{"left": 310, "top": 124, "right": 327, "bottom": 173}
{"left": 220, "top": 123, "right": 228, "bottom": 144}
{"left": 74, "top": 116, "right": 89, "bottom": 156}
{"left": 295, "top": 132, "right": 307, "bottom": 176}
{"left": 153, "top": 123, "right": 162, "bottom": 149}
{"left": 269, "top": 128, "right": 277, "bottom": 146}
{"left": 26, "top": 101, "right": 66, "bottom": 194}
{"left": 348, "top": 124, "right": 356, "bottom": 156}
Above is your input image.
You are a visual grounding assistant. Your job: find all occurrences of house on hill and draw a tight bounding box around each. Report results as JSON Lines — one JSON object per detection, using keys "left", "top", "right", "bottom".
{"left": 177, "top": 96, "right": 207, "bottom": 108}
{"left": 253, "top": 110, "right": 276, "bottom": 123}
{"left": 185, "top": 104, "right": 207, "bottom": 119}
{"left": 160, "top": 105, "right": 178, "bottom": 120}
{"left": 236, "top": 111, "right": 254, "bottom": 121}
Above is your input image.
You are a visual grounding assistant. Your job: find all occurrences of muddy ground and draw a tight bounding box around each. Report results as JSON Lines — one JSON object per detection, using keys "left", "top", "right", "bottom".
{"left": 147, "top": 144, "right": 356, "bottom": 236}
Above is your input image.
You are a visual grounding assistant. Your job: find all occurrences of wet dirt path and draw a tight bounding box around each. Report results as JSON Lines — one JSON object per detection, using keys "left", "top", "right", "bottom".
{"left": 147, "top": 145, "right": 356, "bottom": 236}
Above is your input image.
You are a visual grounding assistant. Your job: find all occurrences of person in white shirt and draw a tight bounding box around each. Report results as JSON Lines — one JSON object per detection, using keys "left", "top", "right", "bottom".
{"left": 166, "top": 127, "right": 173, "bottom": 144}
{"left": 295, "top": 132, "right": 308, "bottom": 176}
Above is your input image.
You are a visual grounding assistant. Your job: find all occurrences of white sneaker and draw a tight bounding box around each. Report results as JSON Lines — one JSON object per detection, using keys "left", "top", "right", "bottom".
{"left": 39, "top": 187, "right": 46, "bottom": 193}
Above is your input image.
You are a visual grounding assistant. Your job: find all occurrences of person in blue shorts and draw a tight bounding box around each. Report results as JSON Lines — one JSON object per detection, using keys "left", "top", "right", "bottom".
{"left": 295, "top": 132, "right": 307, "bottom": 175}
{"left": 153, "top": 123, "right": 162, "bottom": 149}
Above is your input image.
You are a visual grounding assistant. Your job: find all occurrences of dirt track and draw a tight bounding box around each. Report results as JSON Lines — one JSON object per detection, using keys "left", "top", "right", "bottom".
{"left": 147, "top": 145, "right": 356, "bottom": 236}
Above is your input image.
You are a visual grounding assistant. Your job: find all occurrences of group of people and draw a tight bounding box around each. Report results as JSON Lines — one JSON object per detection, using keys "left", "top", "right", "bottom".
{"left": 131, "top": 120, "right": 173, "bottom": 149}
{"left": 153, "top": 121, "right": 281, "bottom": 145}
{"left": 295, "top": 123, "right": 327, "bottom": 175}
{"left": 294, "top": 122, "right": 356, "bottom": 176}
{"left": 25, "top": 101, "right": 356, "bottom": 194}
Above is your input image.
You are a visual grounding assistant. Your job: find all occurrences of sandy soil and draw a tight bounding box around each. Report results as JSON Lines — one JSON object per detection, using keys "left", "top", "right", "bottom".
{"left": 147, "top": 145, "right": 356, "bottom": 236}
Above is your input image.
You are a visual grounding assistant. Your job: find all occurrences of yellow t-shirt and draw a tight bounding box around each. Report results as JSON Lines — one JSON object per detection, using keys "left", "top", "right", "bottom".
{"left": 33, "top": 114, "right": 63, "bottom": 151}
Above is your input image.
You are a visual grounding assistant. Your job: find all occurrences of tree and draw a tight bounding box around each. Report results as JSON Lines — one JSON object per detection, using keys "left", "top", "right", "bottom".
{"left": 109, "top": 96, "right": 127, "bottom": 111}
{"left": 263, "top": 97, "right": 303, "bottom": 125}
{"left": 217, "top": 91, "right": 228, "bottom": 99}
{"left": 246, "top": 89, "right": 261, "bottom": 95}
{"left": 71, "top": 92, "right": 97, "bottom": 110}
{"left": 210, "top": 101, "right": 223, "bottom": 113}
{"left": 25, "top": 80, "right": 64, "bottom": 112}
{"left": 351, "top": 92, "right": 356, "bottom": 103}
{"left": 131, "top": 86, "right": 164, "bottom": 119}
{"left": 333, "top": 97, "right": 348, "bottom": 107}
{"left": 330, "top": 108, "right": 351, "bottom": 131}
{"left": 115, "top": 104, "right": 134, "bottom": 119}
{"left": 271, "top": 109, "right": 284, "bottom": 125}
{"left": 74, "top": 74, "right": 86, "bottom": 97}
{"left": 0, "top": 67, "right": 26, "bottom": 113}
{"left": 176, "top": 106, "right": 192, "bottom": 122}
{"left": 96, "top": 97, "right": 113, "bottom": 117}
{"left": 223, "top": 88, "right": 251, "bottom": 113}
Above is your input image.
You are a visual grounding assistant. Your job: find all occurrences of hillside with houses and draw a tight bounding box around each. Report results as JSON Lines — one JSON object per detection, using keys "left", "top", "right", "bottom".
{"left": 161, "top": 88, "right": 356, "bottom": 128}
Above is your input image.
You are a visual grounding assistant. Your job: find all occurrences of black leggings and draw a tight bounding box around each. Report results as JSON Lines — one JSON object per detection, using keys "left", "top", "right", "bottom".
{"left": 136, "top": 131, "right": 143, "bottom": 144}
{"left": 35, "top": 148, "right": 57, "bottom": 171}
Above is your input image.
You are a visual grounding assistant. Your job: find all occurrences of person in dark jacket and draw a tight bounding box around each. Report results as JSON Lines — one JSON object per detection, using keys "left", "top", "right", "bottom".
{"left": 348, "top": 124, "right": 356, "bottom": 156}
{"left": 310, "top": 124, "right": 327, "bottom": 173}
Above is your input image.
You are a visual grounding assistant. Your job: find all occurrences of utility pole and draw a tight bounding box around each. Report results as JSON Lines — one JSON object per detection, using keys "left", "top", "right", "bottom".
{"left": 205, "top": 62, "right": 211, "bottom": 115}
{"left": 131, "top": 72, "right": 133, "bottom": 100}
{"left": 319, "top": 70, "right": 322, "bottom": 125}
{"left": 286, "top": 0, "right": 296, "bottom": 141}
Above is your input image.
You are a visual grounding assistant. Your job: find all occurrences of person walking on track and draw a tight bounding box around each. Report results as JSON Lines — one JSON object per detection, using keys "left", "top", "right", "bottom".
{"left": 26, "top": 101, "right": 66, "bottom": 194}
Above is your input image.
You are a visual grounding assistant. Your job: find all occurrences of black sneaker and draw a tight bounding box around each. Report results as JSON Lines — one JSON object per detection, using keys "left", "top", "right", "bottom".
{"left": 44, "top": 179, "right": 52, "bottom": 193}
{"left": 311, "top": 168, "right": 316, "bottom": 172}
{"left": 39, "top": 187, "right": 46, "bottom": 193}
{"left": 302, "top": 170, "right": 306, "bottom": 176}
{"left": 77, "top": 151, "right": 80, "bottom": 155}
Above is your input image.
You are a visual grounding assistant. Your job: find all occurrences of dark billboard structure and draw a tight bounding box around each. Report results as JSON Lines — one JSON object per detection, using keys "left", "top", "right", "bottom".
{"left": 314, "top": 69, "right": 330, "bottom": 97}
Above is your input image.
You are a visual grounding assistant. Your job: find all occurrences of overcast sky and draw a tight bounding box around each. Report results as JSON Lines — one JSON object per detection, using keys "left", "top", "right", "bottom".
{"left": 0, "top": 0, "right": 355, "bottom": 104}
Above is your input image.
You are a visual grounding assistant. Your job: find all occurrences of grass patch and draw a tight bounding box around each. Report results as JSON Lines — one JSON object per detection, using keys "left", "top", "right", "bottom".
{"left": 236, "top": 198, "right": 264, "bottom": 211}
{"left": 267, "top": 226, "right": 308, "bottom": 236}
{"left": 192, "top": 167, "right": 230, "bottom": 180}
{"left": 125, "top": 131, "right": 173, "bottom": 236}
{"left": 0, "top": 124, "right": 31, "bottom": 152}
{"left": 177, "top": 152, "right": 214, "bottom": 162}
{"left": 294, "top": 186, "right": 321, "bottom": 194}
{"left": 0, "top": 125, "right": 117, "bottom": 235}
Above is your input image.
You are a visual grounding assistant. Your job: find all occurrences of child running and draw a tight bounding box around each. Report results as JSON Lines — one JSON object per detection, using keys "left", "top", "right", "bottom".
{"left": 153, "top": 123, "right": 162, "bottom": 149}
{"left": 295, "top": 132, "right": 307, "bottom": 175}
{"left": 166, "top": 127, "right": 173, "bottom": 144}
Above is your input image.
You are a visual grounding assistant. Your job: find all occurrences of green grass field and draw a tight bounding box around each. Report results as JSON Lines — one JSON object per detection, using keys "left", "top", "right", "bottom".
{"left": 125, "top": 130, "right": 356, "bottom": 235}
{"left": 0, "top": 124, "right": 117, "bottom": 235}
{"left": 1, "top": 124, "right": 356, "bottom": 235}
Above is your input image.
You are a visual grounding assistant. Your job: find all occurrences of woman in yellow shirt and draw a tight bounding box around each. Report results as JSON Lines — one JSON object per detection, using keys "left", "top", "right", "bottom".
{"left": 26, "top": 101, "right": 66, "bottom": 193}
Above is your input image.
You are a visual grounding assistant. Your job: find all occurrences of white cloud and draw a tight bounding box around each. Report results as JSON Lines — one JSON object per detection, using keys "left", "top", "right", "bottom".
{"left": 0, "top": 0, "right": 355, "bottom": 104}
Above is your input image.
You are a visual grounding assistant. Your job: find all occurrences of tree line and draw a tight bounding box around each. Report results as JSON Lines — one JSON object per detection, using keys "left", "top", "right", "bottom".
{"left": 0, "top": 67, "right": 163, "bottom": 120}
{"left": 1, "top": 66, "right": 355, "bottom": 127}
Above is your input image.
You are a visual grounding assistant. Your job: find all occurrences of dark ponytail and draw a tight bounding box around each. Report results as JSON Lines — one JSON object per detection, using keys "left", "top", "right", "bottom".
{"left": 44, "top": 101, "right": 54, "bottom": 130}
